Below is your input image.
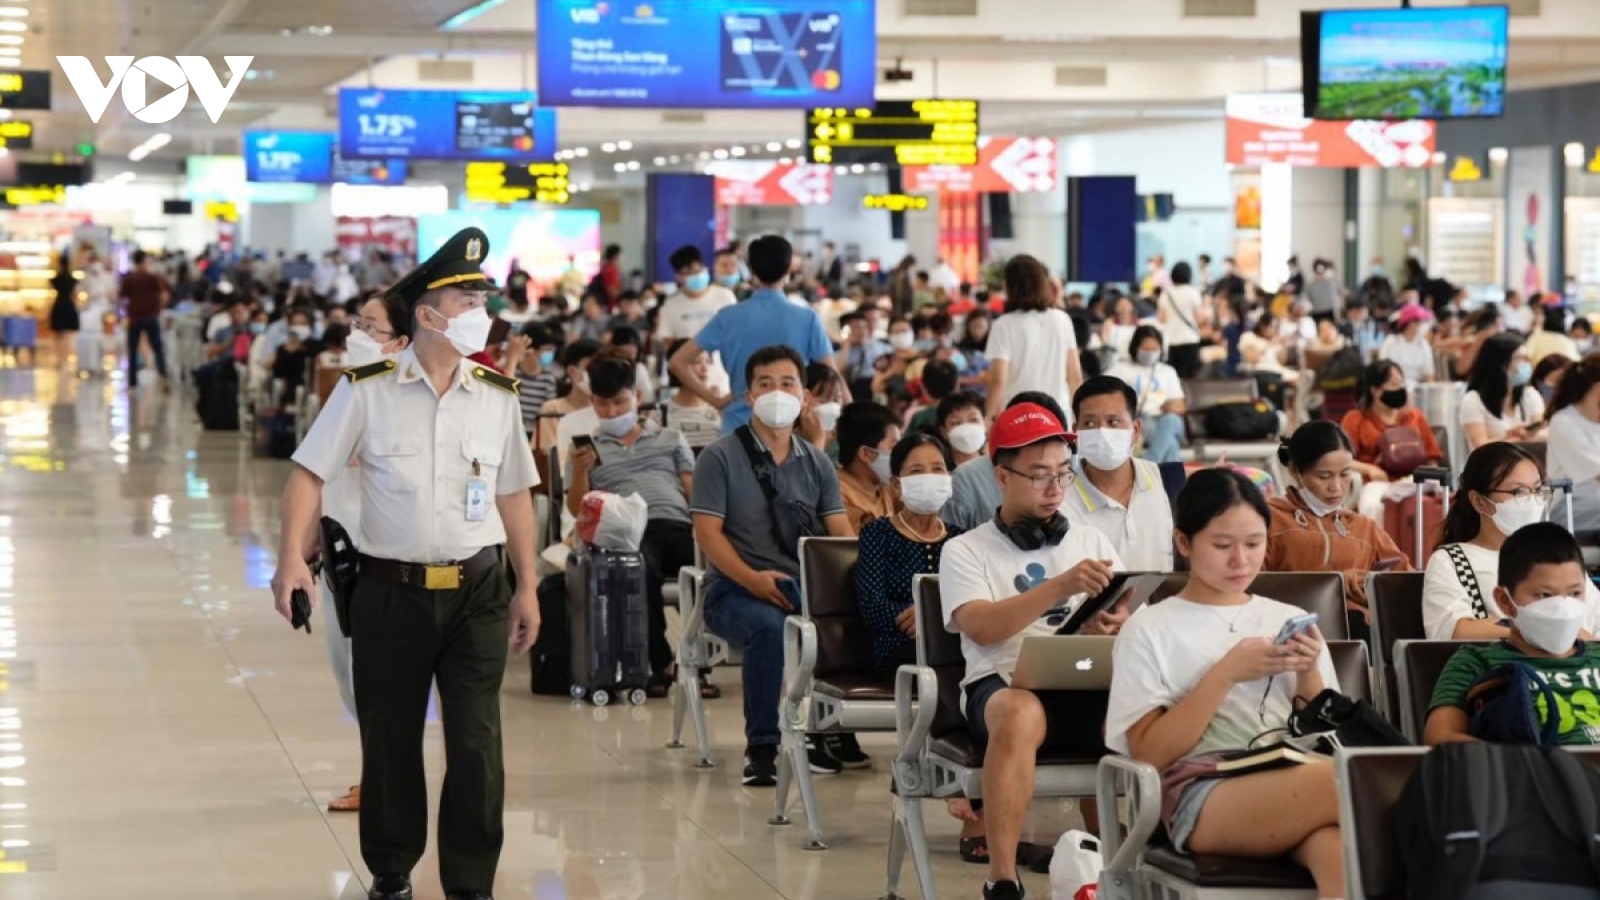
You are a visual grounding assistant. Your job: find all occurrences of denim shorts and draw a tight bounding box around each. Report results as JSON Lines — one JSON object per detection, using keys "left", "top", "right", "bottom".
{"left": 1166, "top": 776, "right": 1225, "bottom": 853}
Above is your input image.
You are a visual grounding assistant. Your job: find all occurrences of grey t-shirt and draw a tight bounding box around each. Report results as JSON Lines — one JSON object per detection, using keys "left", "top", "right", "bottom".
{"left": 944, "top": 455, "right": 1002, "bottom": 533}
{"left": 1306, "top": 277, "right": 1339, "bottom": 315}
{"left": 566, "top": 421, "right": 695, "bottom": 525}
{"left": 690, "top": 429, "right": 844, "bottom": 581}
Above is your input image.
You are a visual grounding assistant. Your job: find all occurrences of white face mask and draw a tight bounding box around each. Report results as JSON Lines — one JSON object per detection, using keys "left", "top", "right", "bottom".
{"left": 1296, "top": 480, "right": 1344, "bottom": 518}
{"left": 753, "top": 390, "right": 803, "bottom": 429}
{"left": 1489, "top": 493, "right": 1547, "bottom": 537}
{"left": 289, "top": 324, "right": 312, "bottom": 341}
{"left": 598, "top": 404, "right": 636, "bottom": 438}
{"left": 899, "top": 473, "right": 954, "bottom": 515}
{"left": 866, "top": 448, "right": 893, "bottom": 484}
{"left": 574, "top": 371, "right": 591, "bottom": 396}
{"left": 888, "top": 331, "right": 914, "bottom": 350}
{"left": 815, "top": 401, "right": 842, "bottom": 433}
{"left": 1136, "top": 349, "right": 1161, "bottom": 367}
{"left": 345, "top": 328, "right": 385, "bottom": 366}
{"left": 428, "top": 305, "right": 491, "bottom": 356}
{"left": 1077, "top": 428, "right": 1134, "bottom": 472}
{"left": 1512, "top": 595, "right": 1587, "bottom": 654}
{"left": 947, "top": 422, "right": 987, "bottom": 456}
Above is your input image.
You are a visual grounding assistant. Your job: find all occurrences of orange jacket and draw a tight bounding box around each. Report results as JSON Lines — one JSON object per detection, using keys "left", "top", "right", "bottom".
{"left": 1339, "top": 407, "right": 1444, "bottom": 473}
{"left": 1265, "top": 492, "right": 1412, "bottom": 616}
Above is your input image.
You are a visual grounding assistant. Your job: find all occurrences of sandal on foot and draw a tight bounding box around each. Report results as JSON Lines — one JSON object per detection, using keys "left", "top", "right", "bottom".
{"left": 328, "top": 785, "right": 360, "bottom": 813}
{"left": 646, "top": 673, "right": 674, "bottom": 699}
{"left": 959, "top": 836, "right": 990, "bottom": 864}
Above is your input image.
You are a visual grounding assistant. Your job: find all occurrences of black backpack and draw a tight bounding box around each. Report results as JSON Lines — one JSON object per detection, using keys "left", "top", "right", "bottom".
{"left": 1393, "top": 743, "right": 1600, "bottom": 900}
{"left": 1203, "top": 399, "right": 1278, "bottom": 441}
{"left": 529, "top": 573, "right": 573, "bottom": 696}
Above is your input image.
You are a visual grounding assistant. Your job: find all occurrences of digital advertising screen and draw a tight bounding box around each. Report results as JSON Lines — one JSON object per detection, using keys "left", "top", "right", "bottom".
{"left": 416, "top": 209, "right": 601, "bottom": 293}
{"left": 1310, "top": 5, "right": 1508, "bottom": 120}
{"left": 709, "top": 160, "right": 832, "bottom": 206}
{"left": 187, "top": 156, "right": 317, "bottom": 204}
{"left": 536, "top": 0, "right": 876, "bottom": 109}
{"left": 807, "top": 99, "right": 979, "bottom": 166}
{"left": 339, "top": 88, "right": 559, "bottom": 161}
{"left": 332, "top": 150, "right": 408, "bottom": 186}
{"left": 1225, "top": 93, "right": 1435, "bottom": 168}
{"left": 901, "top": 136, "right": 1056, "bottom": 194}
{"left": 244, "top": 131, "right": 336, "bottom": 184}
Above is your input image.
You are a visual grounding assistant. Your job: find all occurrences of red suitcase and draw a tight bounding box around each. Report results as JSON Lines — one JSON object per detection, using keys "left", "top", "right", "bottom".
{"left": 1384, "top": 481, "right": 1447, "bottom": 568}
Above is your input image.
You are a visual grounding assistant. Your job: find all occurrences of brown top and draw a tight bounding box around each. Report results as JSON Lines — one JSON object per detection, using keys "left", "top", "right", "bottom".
{"left": 120, "top": 270, "right": 169, "bottom": 321}
{"left": 837, "top": 465, "right": 898, "bottom": 535}
{"left": 1265, "top": 491, "right": 1411, "bottom": 616}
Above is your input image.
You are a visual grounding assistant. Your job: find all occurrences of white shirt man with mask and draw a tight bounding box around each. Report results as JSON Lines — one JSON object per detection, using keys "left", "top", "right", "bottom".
{"left": 1063, "top": 376, "right": 1175, "bottom": 572}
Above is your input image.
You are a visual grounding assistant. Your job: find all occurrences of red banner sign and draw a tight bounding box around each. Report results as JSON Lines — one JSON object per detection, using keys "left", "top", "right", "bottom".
{"left": 336, "top": 216, "right": 417, "bottom": 255}
{"left": 1225, "top": 92, "right": 1435, "bottom": 169}
{"left": 901, "top": 137, "right": 1056, "bottom": 194}
{"left": 712, "top": 161, "right": 833, "bottom": 206}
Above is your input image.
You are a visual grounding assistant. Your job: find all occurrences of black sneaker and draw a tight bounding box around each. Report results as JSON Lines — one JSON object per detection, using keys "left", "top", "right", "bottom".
{"left": 743, "top": 744, "right": 779, "bottom": 787}
{"left": 806, "top": 735, "right": 843, "bottom": 775}
{"left": 823, "top": 733, "right": 872, "bottom": 769}
{"left": 983, "top": 880, "right": 1025, "bottom": 900}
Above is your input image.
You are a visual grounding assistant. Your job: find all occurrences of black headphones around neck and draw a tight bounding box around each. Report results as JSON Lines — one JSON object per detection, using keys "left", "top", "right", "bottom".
{"left": 993, "top": 509, "right": 1071, "bottom": 552}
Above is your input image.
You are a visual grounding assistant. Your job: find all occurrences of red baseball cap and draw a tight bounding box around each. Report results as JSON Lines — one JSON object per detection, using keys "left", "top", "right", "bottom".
{"left": 989, "top": 403, "right": 1074, "bottom": 457}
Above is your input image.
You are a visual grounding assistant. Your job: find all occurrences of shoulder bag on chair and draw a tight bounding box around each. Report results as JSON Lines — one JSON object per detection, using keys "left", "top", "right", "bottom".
{"left": 734, "top": 426, "right": 825, "bottom": 550}
{"left": 1378, "top": 424, "right": 1428, "bottom": 478}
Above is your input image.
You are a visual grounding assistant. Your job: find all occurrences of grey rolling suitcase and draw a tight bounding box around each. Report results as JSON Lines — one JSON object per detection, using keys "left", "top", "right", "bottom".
{"left": 566, "top": 545, "right": 652, "bottom": 706}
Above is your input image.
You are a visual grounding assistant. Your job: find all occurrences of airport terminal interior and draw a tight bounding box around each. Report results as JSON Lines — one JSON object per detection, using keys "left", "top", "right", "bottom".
{"left": 6, "top": 0, "right": 1600, "bottom": 898}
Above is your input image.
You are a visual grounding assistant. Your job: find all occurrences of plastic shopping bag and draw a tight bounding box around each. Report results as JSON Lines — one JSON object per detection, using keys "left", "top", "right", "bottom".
{"left": 576, "top": 491, "right": 649, "bottom": 552}
{"left": 1049, "top": 830, "right": 1102, "bottom": 900}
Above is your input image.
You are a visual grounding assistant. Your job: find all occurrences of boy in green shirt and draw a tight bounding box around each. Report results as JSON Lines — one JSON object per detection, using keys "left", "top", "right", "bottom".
{"left": 1426, "top": 522, "right": 1600, "bottom": 746}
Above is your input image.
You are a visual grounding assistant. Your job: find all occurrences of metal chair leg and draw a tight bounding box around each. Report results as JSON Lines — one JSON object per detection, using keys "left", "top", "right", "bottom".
{"left": 686, "top": 667, "right": 714, "bottom": 767}
{"left": 903, "top": 799, "right": 935, "bottom": 900}
{"left": 882, "top": 805, "right": 908, "bottom": 900}
{"left": 770, "top": 728, "right": 797, "bottom": 825}
{"left": 794, "top": 736, "right": 827, "bottom": 849}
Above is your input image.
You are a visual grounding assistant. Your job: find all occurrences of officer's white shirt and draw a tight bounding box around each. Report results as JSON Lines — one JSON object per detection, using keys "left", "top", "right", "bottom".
{"left": 293, "top": 346, "right": 541, "bottom": 563}
{"left": 1063, "top": 457, "right": 1175, "bottom": 572}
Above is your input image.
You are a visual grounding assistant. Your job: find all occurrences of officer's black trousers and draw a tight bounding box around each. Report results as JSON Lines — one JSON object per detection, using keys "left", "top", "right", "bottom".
{"left": 352, "top": 562, "right": 509, "bottom": 893}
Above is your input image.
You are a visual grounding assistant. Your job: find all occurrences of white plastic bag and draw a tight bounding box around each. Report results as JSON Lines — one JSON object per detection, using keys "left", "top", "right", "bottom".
{"left": 1049, "top": 830, "right": 1103, "bottom": 900}
{"left": 576, "top": 491, "right": 648, "bottom": 552}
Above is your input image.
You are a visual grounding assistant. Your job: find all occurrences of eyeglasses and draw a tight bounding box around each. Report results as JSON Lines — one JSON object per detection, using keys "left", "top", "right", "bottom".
{"left": 355, "top": 321, "right": 395, "bottom": 340}
{"left": 1488, "top": 484, "right": 1554, "bottom": 503}
{"left": 1000, "top": 466, "right": 1075, "bottom": 491}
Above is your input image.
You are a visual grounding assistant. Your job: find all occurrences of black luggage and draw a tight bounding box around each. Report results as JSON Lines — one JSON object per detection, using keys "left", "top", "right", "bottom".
{"left": 194, "top": 362, "right": 239, "bottom": 431}
{"left": 565, "top": 545, "right": 651, "bottom": 706}
{"left": 1394, "top": 742, "right": 1600, "bottom": 900}
{"left": 529, "top": 573, "right": 572, "bottom": 696}
{"left": 253, "top": 408, "right": 296, "bottom": 458}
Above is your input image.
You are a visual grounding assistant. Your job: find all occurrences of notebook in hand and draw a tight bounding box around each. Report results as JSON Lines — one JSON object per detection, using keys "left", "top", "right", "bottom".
{"left": 1214, "top": 742, "right": 1325, "bottom": 775}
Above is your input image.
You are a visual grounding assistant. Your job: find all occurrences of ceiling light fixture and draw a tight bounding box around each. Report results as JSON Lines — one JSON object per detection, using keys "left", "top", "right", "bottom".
{"left": 573, "top": 147, "right": 589, "bottom": 157}
{"left": 441, "top": 0, "right": 507, "bottom": 30}
{"left": 601, "top": 142, "right": 617, "bottom": 153}
{"left": 652, "top": 156, "right": 665, "bottom": 166}
{"left": 785, "top": 138, "right": 802, "bottom": 149}
{"left": 0, "top": 35, "right": 23, "bottom": 45}
{"left": 0, "top": 22, "right": 24, "bottom": 32}
{"left": 1565, "top": 143, "right": 1585, "bottom": 168}
{"left": 712, "top": 149, "right": 728, "bottom": 159}
{"left": 0, "top": 47, "right": 19, "bottom": 56}
{"left": 626, "top": 160, "right": 640, "bottom": 171}
{"left": 834, "top": 165, "right": 848, "bottom": 175}
{"left": 0, "top": 59, "right": 20, "bottom": 68}
{"left": 612, "top": 162, "right": 626, "bottom": 172}
{"left": 729, "top": 146, "right": 746, "bottom": 157}
{"left": 128, "top": 132, "right": 172, "bottom": 162}
{"left": 617, "top": 140, "right": 633, "bottom": 150}
{"left": 1488, "top": 147, "right": 1509, "bottom": 164}
{"left": 765, "top": 141, "right": 782, "bottom": 152}
{"left": 850, "top": 163, "right": 865, "bottom": 174}
{"left": 0, "top": 7, "right": 28, "bottom": 17}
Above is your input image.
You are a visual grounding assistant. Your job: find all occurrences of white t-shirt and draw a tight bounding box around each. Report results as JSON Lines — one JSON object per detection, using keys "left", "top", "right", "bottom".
{"left": 657, "top": 285, "right": 736, "bottom": 393}
{"left": 986, "top": 308, "right": 1079, "bottom": 426}
{"left": 939, "top": 519, "right": 1123, "bottom": 689}
{"left": 1458, "top": 386, "right": 1545, "bottom": 443}
{"left": 1547, "top": 406, "right": 1600, "bottom": 518}
{"left": 1064, "top": 458, "right": 1175, "bottom": 573}
{"left": 1105, "top": 595, "right": 1339, "bottom": 758}
{"left": 1106, "top": 361, "right": 1186, "bottom": 418}
{"left": 1158, "top": 285, "right": 1203, "bottom": 347}
{"left": 1378, "top": 334, "right": 1435, "bottom": 385}
{"left": 1502, "top": 303, "right": 1534, "bottom": 334}
{"left": 1422, "top": 541, "right": 1600, "bottom": 640}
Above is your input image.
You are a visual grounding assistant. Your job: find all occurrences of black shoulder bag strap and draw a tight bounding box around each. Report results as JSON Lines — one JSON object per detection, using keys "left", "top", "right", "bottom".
{"left": 734, "top": 425, "right": 794, "bottom": 550}
{"left": 1445, "top": 543, "right": 1488, "bottom": 620}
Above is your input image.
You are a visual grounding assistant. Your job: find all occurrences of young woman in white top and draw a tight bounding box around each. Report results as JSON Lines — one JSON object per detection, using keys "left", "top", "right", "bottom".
{"left": 1421, "top": 441, "right": 1600, "bottom": 640}
{"left": 1459, "top": 331, "right": 1545, "bottom": 449}
{"left": 1543, "top": 355, "right": 1600, "bottom": 533}
{"left": 984, "top": 254, "right": 1082, "bottom": 427}
{"left": 1106, "top": 469, "right": 1343, "bottom": 896}
{"left": 1378, "top": 303, "right": 1436, "bottom": 385}
{"left": 1157, "top": 261, "right": 1204, "bottom": 378}
{"left": 1106, "top": 325, "right": 1187, "bottom": 464}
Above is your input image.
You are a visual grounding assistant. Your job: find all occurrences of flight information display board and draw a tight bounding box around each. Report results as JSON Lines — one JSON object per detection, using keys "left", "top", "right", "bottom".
{"left": 536, "top": 0, "right": 875, "bottom": 109}
{"left": 0, "top": 70, "right": 51, "bottom": 110}
{"left": 806, "top": 99, "right": 980, "bottom": 165}
{"left": 339, "top": 89, "right": 558, "bottom": 161}
{"left": 464, "top": 162, "right": 571, "bottom": 205}
{"left": 0, "top": 120, "right": 33, "bottom": 150}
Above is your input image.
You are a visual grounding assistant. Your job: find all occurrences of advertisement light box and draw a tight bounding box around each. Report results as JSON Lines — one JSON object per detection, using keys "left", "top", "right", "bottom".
{"left": 339, "top": 89, "right": 558, "bottom": 161}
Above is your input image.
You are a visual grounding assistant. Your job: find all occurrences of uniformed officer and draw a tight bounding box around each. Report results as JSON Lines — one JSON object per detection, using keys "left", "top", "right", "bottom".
{"left": 271, "top": 227, "right": 540, "bottom": 900}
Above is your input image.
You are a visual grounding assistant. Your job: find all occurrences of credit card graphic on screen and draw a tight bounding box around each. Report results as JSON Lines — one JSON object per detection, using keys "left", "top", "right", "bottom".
{"left": 456, "top": 99, "right": 537, "bottom": 154}
{"left": 720, "top": 10, "right": 844, "bottom": 93}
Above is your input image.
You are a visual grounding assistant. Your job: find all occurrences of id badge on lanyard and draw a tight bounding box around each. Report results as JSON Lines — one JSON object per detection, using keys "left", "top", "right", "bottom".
{"left": 466, "top": 459, "right": 489, "bottom": 523}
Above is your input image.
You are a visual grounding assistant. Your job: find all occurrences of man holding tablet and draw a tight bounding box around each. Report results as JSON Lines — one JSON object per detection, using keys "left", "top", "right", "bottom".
{"left": 939, "top": 403, "right": 1124, "bottom": 900}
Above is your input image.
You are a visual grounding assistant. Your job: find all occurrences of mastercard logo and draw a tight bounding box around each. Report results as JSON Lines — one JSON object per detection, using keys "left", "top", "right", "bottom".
{"left": 514, "top": 135, "right": 534, "bottom": 152}
{"left": 811, "top": 69, "right": 841, "bottom": 91}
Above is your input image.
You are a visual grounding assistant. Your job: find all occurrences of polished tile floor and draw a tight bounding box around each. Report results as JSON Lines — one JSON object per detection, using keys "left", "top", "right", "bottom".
{"left": 0, "top": 364, "right": 1079, "bottom": 900}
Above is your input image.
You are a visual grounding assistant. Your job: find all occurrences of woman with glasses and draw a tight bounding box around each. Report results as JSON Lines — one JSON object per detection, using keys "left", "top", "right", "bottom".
{"left": 1265, "top": 421, "right": 1410, "bottom": 630}
{"left": 1423, "top": 441, "right": 1600, "bottom": 640}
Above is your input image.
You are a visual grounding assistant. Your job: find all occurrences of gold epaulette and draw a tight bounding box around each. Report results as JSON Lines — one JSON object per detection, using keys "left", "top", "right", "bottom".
{"left": 342, "top": 359, "right": 398, "bottom": 383}
{"left": 472, "top": 365, "right": 519, "bottom": 395}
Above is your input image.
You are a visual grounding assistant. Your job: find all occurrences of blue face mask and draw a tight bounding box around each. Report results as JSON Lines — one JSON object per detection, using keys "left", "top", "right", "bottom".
{"left": 914, "top": 338, "right": 937, "bottom": 353}
{"left": 538, "top": 349, "right": 556, "bottom": 367}
{"left": 716, "top": 273, "right": 740, "bottom": 288}
{"left": 1512, "top": 361, "right": 1534, "bottom": 387}
{"left": 949, "top": 351, "right": 968, "bottom": 371}
{"left": 683, "top": 271, "right": 711, "bottom": 293}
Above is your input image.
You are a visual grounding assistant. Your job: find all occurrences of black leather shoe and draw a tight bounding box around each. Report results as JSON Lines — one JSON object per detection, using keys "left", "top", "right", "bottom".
{"left": 445, "top": 892, "right": 493, "bottom": 900}
{"left": 368, "top": 875, "right": 413, "bottom": 900}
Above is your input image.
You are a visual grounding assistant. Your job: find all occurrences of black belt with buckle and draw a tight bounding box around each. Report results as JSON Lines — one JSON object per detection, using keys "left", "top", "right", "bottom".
{"left": 358, "top": 547, "right": 498, "bottom": 590}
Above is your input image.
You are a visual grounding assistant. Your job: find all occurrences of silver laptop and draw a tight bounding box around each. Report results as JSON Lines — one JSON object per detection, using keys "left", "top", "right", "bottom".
{"left": 1009, "top": 635, "right": 1116, "bottom": 691}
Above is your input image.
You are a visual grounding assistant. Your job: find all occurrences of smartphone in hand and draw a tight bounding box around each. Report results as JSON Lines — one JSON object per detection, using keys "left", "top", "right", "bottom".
{"left": 1273, "top": 612, "right": 1318, "bottom": 646}
{"left": 290, "top": 589, "right": 313, "bottom": 634}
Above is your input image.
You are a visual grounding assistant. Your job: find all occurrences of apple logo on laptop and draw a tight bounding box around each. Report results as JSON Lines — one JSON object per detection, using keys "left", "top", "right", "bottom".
{"left": 1075, "top": 658, "right": 1093, "bottom": 671}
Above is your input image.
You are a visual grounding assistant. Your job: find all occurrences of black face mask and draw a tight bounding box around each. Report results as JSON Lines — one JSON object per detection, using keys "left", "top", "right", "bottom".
{"left": 1379, "top": 388, "right": 1408, "bottom": 409}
